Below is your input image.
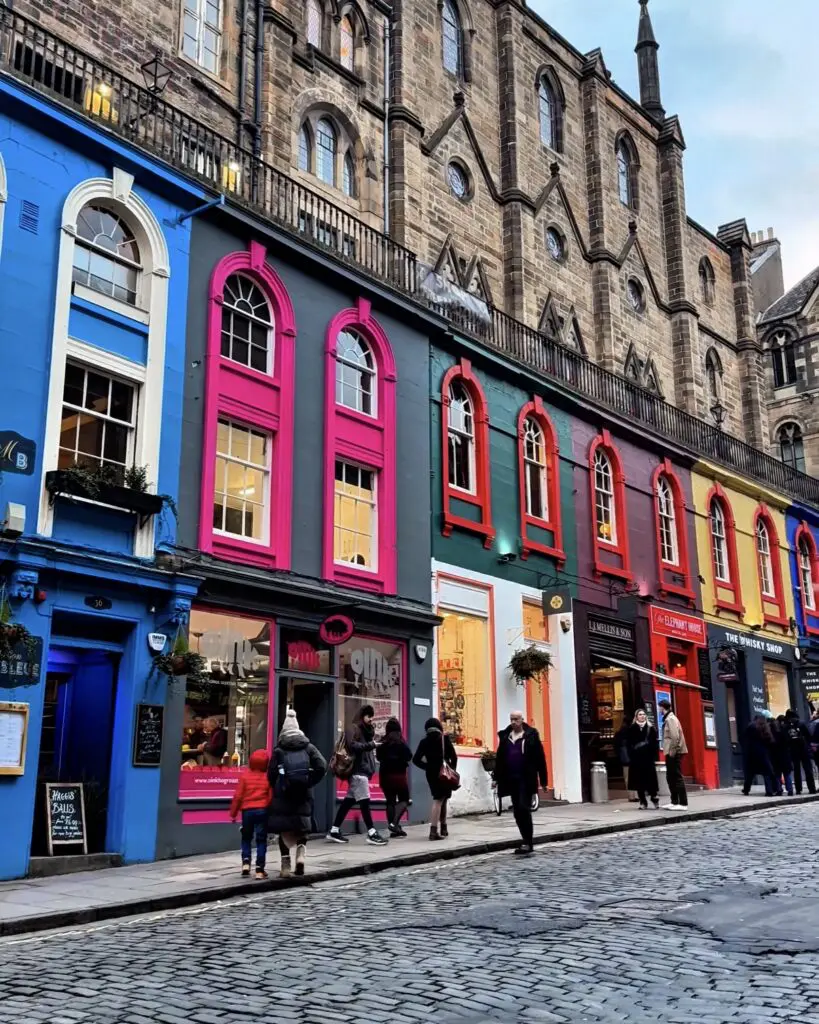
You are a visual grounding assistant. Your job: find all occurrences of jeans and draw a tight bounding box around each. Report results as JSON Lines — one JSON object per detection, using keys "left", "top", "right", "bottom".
{"left": 509, "top": 778, "right": 534, "bottom": 847}
{"left": 793, "top": 754, "right": 816, "bottom": 794}
{"left": 665, "top": 755, "right": 688, "bottom": 807}
{"left": 241, "top": 808, "right": 268, "bottom": 869}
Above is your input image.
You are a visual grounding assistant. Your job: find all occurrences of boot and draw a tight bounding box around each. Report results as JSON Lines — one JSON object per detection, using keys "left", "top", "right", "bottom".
{"left": 295, "top": 844, "right": 306, "bottom": 877}
{"left": 440, "top": 822, "right": 449, "bottom": 838}
{"left": 429, "top": 826, "right": 443, "bottom": 841}
{"left": 280, "top": 854, "right": 292, "bottom": 879}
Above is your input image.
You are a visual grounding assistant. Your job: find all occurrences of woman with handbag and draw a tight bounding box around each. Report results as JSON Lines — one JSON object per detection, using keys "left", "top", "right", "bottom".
{"left": 412, "top": 717, "right": 459, "bottom": 841}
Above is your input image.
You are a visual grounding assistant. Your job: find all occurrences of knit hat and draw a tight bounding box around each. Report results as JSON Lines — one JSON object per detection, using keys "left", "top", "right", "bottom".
{"left": 279, "top": 708, "right": 301, "bottom": 738}
{"left": 385, "top": 717, "right": 402, "bottom": 735}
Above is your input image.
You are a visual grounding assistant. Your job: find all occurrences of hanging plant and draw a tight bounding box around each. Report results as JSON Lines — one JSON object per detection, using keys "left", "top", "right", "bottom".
{"left": 509, "top": 645, "right": 552, "bottom": 685}
{"left": 479, "top": 747, "right": 497, "bottom": 773}
{"left": 151, "top": 625, "right": 209, "bottom": 687}
{"left": 0, "top": 587, "right": 38, "bottom": 662}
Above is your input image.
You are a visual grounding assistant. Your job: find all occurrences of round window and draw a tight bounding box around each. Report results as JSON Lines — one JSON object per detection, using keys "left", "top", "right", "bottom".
{"left": 447, "top": 162, "right": 469, "bottom": 200}
{"left": 627, "top": 278, "right": 645, "bottom": 314}
{"left": 546, "top": 227, "right": 565, "bottom": 262}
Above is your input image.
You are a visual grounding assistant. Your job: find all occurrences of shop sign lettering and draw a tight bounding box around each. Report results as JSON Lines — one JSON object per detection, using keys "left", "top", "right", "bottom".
{"left": 723, "top": 631, "right": 790, "bottom": 657}
{"left": 287, "top": 641, "right": 320, "bottom": 672}
{"left": 0, "top": 637, "right": 42, "bottom": 688}
{"left": 588, "top": 618, "right": 633, "bottom": 642}
{"left": 347, "top": 647, "right": 400, "bottom": 692}
{"left": 0, "top": 431, "right": 35, "bottom": 475}
{"left": 650, "top": 607, "right": 706, "bottom": 646}
{"left": 751, "top": 683, "right": 767, "bottom": 713}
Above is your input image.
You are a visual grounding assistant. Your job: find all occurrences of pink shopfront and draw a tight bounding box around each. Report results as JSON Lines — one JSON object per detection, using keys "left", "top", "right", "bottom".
{"left": 177, "top": 606, "right": 408, "bottom": 832}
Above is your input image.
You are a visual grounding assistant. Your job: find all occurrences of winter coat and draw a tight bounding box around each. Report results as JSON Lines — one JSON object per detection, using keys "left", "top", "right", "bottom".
{"left": 413, "top": 727, "right": 458, "bottom": 800}
{"left": 742, "top": 721, "right": 774, "bottom": 776}
{"left": 229, "top": 750, "right": 272, "bottom": 818}
{"left": 771, "top": 722, "right": 794, "bottom": 774}
{"left": 785, "top": 717, "right": 811, "bottom": 758}
{"left": 625, "top": 723, "right": 659, "bottom": 794}
{"left": 376, "top": 731, "right": 412, "bottom": 786}
{"left": 662, "top": 712, "right": 688, "bottom": 757}
{"left": 267, "top": 732, "right": 327, "bottom": 834}
{"left": 494, "top": 724, "right": 548, "bottom": 799}
{"left": 346, "top": 717, "right": 377, "bottom": 779}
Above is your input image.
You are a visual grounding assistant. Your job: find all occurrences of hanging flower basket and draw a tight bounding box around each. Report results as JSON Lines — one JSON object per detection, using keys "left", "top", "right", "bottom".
{"left": 509, "top": 645, "right": 552, "bottom": 685}
{"left": 151, "top": 626, "right": 210, "bottom": 686}
{"left": 0, "top": 589, "right": 37, "bottom": 662}
{"left": 479, "top": 748, "right": 497, "bottom": 773}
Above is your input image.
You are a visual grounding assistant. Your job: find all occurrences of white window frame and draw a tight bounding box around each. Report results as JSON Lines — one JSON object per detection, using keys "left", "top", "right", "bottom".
{"left": 334, "top": 460, "right": 378, "bottom": 571}
{"left": 336, "top": 330, "right": 376, "bottom": 416}
{"left": 800, "top": 539, "right": 816, "bottom": 611}
{"left": 221, "top": 273, "right": 274, "bottom": 375}
{"left": 71, "top": 203, "right": 142, "bottom": 309}
{"left": 59, "top": 359, "right": 139, "bottom": 478}
{"left": 39, "top": 171, "right": 170, "bottom": 558}
{"left": 710, "top": 500, "right": 730, "bottom": 583}
{"left": 756, "top": 519, "right": 775, "bottom": 598}
{"left": 523, "top": 417, "right": 548, "bottom": 521}
{"left": 656, "top": 476, "right": 678, "bottom": 566}
{"left": 182, "top": 0, "right": 223, "bottom": 74}
{"left": 594, "top": 449, "right": 616, "bottom": 545}
{"left": 448, "top": 381, "right": 476, "bottom": 495}
{"left": 213, "top": 418, "right": 271, "bottom": 545}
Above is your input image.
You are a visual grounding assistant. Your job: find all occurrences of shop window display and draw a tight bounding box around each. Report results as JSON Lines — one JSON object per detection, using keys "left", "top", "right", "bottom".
{"left": 179, "top": 609, "right": 270, "bottom": 798}
{"left": 437, "top": 610, "right": 491, "bottom": 748}
{"left": 763, "top": 660, "right": 790, "bottom": 719}
{"left": 338, "top": 637, "right": 402, "bottom": 740}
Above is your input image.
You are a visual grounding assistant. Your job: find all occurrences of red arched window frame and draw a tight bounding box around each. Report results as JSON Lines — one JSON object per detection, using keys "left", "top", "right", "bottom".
{"left": 795, "top": 522, "right": 819, "bottom": 636}
{"left": 589, "top": 430, "right": 631, "bottom": 581}
{"left": 441, "top": 358, "right": 494, "bottom": 548}
{"left": 199, "top": 241, "right": 296, "bottom": 570}
{"left": 753, "top": 504, "right": 788, "bottom": 629}
{"left": 706, "top": 483, "right": 744, "bottom": 615}
{"left": 651, "top": 460, "right": 694, "bottom": 604}
{"left": 516, "top": 397, "right": 564, "bottom": 564}
{"left": 322, "top": 297, "right": 397, "bottom": 595}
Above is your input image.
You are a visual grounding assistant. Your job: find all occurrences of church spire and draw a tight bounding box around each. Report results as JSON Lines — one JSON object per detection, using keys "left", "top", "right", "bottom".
{"left": 635, "top": 0, "right": 665, "bottom": 121}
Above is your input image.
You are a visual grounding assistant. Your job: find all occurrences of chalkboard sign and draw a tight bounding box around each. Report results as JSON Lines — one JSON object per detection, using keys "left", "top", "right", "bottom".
{"left": 697, "top": 647, "right": 713, "bottom": 702}
{"left": 45, "top": 783, "right": 87, "bottom": 855}
{"left": 133, "top": 703, "right": 164, "bottom": 767}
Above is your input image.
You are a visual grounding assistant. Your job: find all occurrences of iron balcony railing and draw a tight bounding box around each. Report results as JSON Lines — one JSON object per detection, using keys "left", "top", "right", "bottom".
{"left": 2, "top": 8, "right": 818, "bottom": 506}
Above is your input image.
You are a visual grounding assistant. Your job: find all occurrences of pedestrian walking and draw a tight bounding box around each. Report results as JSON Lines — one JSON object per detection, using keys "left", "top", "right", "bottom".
{"left": 413, "top": 717, "right": 458, "bottom": 841}
{"left": 376, "top": 717, "right": 413, "bottom": 838}
{"left": 742, "top": 713, "right": 776, "bottom": 796}
{"left": 268, "top": 709, "right": 327, "bottom": 878}
{"left": 327, "top": 705, "right": 389, "bottom": 846}
{"left": 626, "top": 708, "right": 659, "bottom": 809}
{"left": 772, "top": 714, "right": 795, "bottom": 795}
{"left": 493, "top": 710, "right": 547, "bottom": 855}
{"left": 785, "top": 709, "right": 817, "bottom": 794}
{"left": 659, "top": 699, "right": 688, "bottom": 809}
{"left": 229, "top": 748, "right": 272, "bottom": 879}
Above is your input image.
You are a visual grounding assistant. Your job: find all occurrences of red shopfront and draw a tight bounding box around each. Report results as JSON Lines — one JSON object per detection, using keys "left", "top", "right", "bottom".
{"left": 648, "top": 606, "right": 718, "bottom": 789}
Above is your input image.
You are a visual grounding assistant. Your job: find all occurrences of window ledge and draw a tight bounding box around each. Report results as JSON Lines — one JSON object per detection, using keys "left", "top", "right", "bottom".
{"left": 337, "top": 404, "right": 383, "bottom": 429}
{"left": 211, "top": 534, "right": 279, "bottom": 569}
{"left": 332, "top": 562, "right": 388, "bottom": 594}
{"left": 714, "top": 597, "right": 745, "bottom": 616}
{"left": 442, "top": 511, "right": 495, "bottom": 549}
{"left": 521, "top": 540, "right": 566, "bottom": 565}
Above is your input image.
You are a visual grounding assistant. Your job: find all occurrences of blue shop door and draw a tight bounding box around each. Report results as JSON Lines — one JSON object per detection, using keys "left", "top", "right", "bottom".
{"left": 31, "top": 648, "right": 119, "bottom": 855}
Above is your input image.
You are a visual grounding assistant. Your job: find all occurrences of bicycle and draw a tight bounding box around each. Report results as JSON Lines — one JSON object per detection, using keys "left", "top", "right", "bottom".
{"left": 491, "top": 773, "right": 540, "bottom": 815}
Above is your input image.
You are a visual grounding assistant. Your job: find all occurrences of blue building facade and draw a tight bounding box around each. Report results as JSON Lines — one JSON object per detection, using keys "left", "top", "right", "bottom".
{"left": 0, "top": 77, "right": 202, "bottom": 878}
{"left": 786, "top": 502, "right": 819, "bottom": 713}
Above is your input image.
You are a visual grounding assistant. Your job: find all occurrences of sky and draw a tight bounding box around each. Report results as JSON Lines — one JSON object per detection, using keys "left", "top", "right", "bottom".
{"left": 533, "top": 0, "right": 819, "bottom": 289}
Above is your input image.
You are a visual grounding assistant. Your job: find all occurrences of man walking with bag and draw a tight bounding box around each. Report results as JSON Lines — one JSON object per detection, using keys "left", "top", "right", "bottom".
{"left": 659, "top": 698, "right": 688, "bottom": 810}
{"left": 326, "top": 705, "right": 389, "bottom": 846}
{"left": 494, "top": 710, "right": 547, "bottom": 856}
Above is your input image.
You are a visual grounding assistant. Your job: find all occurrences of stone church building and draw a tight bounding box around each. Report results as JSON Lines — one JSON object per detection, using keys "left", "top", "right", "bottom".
{"left": 19, "top": 0, "right": 811, "bottom": 468}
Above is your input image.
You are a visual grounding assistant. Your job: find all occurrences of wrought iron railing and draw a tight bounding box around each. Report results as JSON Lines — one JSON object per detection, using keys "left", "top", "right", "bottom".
{"left": 2, "top": 8, "right": 818, "bottom": 505}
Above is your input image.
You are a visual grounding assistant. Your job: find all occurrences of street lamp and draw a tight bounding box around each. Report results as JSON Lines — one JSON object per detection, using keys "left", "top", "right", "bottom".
{"left": 140, "top": 51, "right": 173, "bottom": 99}
{"left": 710, "top": 400, "right": 727, "bottom": 431}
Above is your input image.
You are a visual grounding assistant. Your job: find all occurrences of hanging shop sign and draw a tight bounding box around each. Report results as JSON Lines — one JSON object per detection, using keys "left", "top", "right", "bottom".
{"left": 0, "top": 431, "right": 35, "bottom": 475}
{"left": 318, "top": 614, "right": 355, "bottom": 646}
{"left": 0, "top": 636, "right": 42, "bottom": 688}
{"left": 798, "top": 666, "right": 819, "bottom": 708}
{"left": 541, "top": 586, "right": 572, "bottom": 615}
{"left": 649, "top": 607, "right": 706, "bottom": 646}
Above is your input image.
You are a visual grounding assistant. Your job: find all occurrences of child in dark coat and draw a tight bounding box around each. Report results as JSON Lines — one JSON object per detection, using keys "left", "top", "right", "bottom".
{"left": 229, "top": 749, "right": 272, "bottom": 879}
{"left": 376, "top": 718, "right": 413, "bottom": 837}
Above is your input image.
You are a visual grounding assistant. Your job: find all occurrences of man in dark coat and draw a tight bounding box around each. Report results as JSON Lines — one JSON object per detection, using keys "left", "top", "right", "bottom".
{"left": 494, "top": 710, "right": 547, "bottom": 856}
{"left": 786, "top": 709, "right": 817, "bottom": 794}
{"left": 268, "top": 709, "right": 326, "bottom": 877}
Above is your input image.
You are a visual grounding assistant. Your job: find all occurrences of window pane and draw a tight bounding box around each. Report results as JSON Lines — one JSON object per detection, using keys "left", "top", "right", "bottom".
{"left": 110, "top": 379, "right": 134, "bottom": 423}
{"left": 230, "top": 424, "right": 250, "bottom": 462}
{"left": 76, "top": 413, "right": 103, "bottom": 459}
{"left": 103, "top": 422, "right": 129, "bottom": 466}
{"left": 337, "top": 637, "right": 402, "bottom": 741}
{"left": 763, "top": 661, "right": 790, "bottom": 719}
{"left": 437, "top": 610, "right": 490, "bottom": 748}
{"left": 63, "top": 363, "right": 85, "bottom": 408}
{"left": 316, "top": 119, "right": 336, "bottom": 185}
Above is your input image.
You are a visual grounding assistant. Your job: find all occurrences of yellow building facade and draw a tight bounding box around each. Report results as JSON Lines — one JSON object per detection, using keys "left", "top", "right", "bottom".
{"left": 692, "top": 461, "right": 800, "bottom": 786}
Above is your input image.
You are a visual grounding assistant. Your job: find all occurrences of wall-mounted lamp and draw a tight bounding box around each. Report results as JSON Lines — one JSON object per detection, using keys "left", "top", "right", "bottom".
{"left": 710, "top": 400, "right": 727, "bottom": 430}
{"left": 141, "top": 51, "right": 173, "bottom": 99}
{"left": 749, "top": 623, "right": 763, "bottom": 632}
{"left": 498, "top": 553, "right": 517, "bottom": 565}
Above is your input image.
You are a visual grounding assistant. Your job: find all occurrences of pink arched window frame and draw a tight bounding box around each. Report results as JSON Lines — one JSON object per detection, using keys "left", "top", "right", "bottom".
{"left": 199, "top": 241, "right": 296, "bottom": 570}
{"left": 322, "top": 297, "right": 397, "bottom": 594}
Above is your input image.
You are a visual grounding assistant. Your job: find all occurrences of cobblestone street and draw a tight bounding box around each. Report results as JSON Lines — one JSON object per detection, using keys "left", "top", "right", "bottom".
{"left": 2, "top": 805, "right": 819, "bottom": 1024}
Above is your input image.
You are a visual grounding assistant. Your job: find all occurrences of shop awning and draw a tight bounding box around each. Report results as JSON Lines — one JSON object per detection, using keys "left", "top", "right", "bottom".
{"left": 594, "top": 655, "right": 706, "bottom": 691}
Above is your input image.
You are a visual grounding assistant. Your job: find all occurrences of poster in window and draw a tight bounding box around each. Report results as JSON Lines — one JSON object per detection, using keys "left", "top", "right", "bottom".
{"left": 703, "top": 705, "right": 717, "bottom": 749}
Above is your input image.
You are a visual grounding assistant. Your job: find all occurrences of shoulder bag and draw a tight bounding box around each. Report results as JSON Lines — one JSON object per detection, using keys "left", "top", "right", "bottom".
{"left": 329, "top": 732, "right": 354, "bottom": 780}
{"left": 438, "top": 733, "right": 461, "bottom": 791}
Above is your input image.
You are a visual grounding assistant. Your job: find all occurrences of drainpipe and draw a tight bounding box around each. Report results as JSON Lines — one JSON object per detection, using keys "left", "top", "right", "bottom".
{"left": 383, "top": 12, "right": 391, "bottom": 237}
{"left": 237, "top": 0, "right": 248, "bottom": 146}
{"left": 253, "top": 0, "right": 264, "bottom": 161}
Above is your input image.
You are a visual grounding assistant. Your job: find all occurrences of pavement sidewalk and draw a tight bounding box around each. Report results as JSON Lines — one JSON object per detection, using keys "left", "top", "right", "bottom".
{"left": 1, "top": 786, "right": 816, "bottom": 937}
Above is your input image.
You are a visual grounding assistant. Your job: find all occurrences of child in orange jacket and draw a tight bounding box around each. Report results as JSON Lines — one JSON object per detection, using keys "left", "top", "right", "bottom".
{"left": 229, "top": 749, "right": 272, "bottom": 878}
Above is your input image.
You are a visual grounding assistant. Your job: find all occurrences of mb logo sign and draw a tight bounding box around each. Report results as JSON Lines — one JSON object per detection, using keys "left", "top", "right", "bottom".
{"left": 0, "top": 431, "right": 36, "bottom": 475}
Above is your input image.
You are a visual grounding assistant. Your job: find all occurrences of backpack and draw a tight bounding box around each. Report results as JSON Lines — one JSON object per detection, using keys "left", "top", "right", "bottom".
{"left": 275, "top": 747, "right": 311, "bottom": 798}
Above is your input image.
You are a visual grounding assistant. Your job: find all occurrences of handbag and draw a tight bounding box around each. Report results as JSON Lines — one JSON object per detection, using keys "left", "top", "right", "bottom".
{"left": 438, "top": 732, "right": 461, "bottom": 791}
{"left": 329, "top": 732, "right": 354, "bottom": 780}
